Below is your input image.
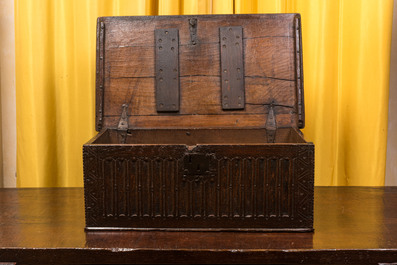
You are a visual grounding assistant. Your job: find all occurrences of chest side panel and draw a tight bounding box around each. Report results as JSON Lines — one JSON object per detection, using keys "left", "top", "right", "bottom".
{"left": 96, "top": 14, "right": 304, "bottom": 130}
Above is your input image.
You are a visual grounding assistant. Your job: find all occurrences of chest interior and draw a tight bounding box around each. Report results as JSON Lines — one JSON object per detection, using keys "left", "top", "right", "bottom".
{"left": 92, "top": 128, "right": 306, "bottom": 145}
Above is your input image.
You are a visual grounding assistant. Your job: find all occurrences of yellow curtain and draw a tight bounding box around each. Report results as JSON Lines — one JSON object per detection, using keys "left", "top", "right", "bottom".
{"left": 15, "top": 0, "right": 393, "bottom": 187}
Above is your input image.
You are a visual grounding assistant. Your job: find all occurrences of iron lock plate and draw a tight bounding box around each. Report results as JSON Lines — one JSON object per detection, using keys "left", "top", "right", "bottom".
{"left": 183, "top": 153, "right": 215, "bottom": 183}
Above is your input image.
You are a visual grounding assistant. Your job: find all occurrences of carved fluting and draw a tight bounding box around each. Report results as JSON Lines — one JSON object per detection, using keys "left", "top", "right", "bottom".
{"left": 100, "top": 157, "right": 179, "bottom": 218}
{"left": 261, "top": 157, "right": 293, "bottom": 219}
{"left": 88, "top": 154, "right": 306, "bottom": 220}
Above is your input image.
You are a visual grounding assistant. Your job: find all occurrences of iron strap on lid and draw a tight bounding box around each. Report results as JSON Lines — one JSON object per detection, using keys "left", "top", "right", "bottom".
{"left": 220, "top": 26, "right": 245, "bottom": 110}
{"left": 155, "top": 28, "right": 180, "bottom": 112}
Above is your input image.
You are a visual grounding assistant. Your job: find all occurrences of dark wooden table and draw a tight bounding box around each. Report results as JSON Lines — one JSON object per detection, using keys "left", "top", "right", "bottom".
{"left": 0, "top": 187, "right": 397, "bottom": 265}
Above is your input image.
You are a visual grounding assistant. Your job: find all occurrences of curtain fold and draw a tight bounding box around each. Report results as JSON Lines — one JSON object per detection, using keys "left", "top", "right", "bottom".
{"left": 15, "top": 0, "right": 393, "bottom": 187}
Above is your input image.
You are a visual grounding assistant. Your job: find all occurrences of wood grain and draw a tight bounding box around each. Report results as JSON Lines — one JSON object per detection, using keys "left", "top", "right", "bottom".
{"left": 103, "top": 15, "right": 295, "bottom": 48}
{"left": 104, "top": 76, "right": 297, "bottom": 116}
{"left": 1, "top": 187, "right": 397, "bottom": 264}
{"left": 97, "top": 14, "right": 303, "bottom": 130}
{"left": 106, "top": 37, "right": 294, "bottom": 79}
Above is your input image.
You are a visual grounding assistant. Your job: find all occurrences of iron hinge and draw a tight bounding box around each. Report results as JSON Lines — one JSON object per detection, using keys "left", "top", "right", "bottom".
{"left": 118, "top": 104, "right": 129, "bottom": 131}
{"left": 189, "top": 18, "right": 198, "bottom": 45}
{"left": 265, "top": 102, "right": 277, "bottom": 143}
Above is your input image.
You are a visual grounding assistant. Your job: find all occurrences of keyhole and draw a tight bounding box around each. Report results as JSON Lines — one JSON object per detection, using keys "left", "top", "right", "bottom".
{"left": 197, "top": 163, "right": 201, "bottom": 173}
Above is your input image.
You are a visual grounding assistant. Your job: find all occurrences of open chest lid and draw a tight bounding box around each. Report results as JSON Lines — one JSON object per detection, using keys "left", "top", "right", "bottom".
{"left": 95, "top": 14, "right": 304, "bottom": 131}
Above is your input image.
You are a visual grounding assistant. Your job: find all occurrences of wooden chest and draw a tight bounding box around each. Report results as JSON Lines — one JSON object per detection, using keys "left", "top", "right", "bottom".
{"left": 83, "top": 14, "right": 314, "bottom": 232}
